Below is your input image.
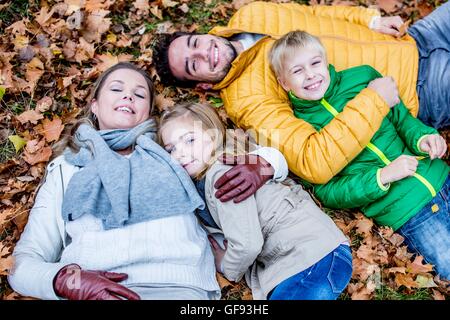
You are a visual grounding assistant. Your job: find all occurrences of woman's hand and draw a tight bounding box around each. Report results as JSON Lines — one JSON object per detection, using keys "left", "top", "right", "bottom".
{"left": 53, "top": 264, "right": 141, "bottom": 300}
{"left": 371, "top": 16, "right": 405, "bottom": 37}
{"left": 208, "top": 235, "right": 228, "bottom": 273}
{"left": 419, "top": 134, "right": 447, "bottom": 159}
{"left": 379, "top": 155, "right": 418, "bottom": 185}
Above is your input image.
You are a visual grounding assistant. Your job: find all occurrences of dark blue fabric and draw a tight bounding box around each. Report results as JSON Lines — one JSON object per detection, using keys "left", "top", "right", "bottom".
{"left": 268, "top": 244, "right": 352, "bottom": 300}
{"left": 397, "top": 175, "right": 450, "bottom": 280}
{"left": 408, "top": 2, "right": 450, "bottom": 129}
{"left": 194, "top": 178, "right": 220, "bottom": 229}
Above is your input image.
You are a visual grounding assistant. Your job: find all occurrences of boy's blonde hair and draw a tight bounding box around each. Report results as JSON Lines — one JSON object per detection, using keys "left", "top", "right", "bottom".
{"left": 159, "top": 103, "right": 256, "bottom": 179}
{"left": 269, "top": 30, "right": 327, "bottom": 78}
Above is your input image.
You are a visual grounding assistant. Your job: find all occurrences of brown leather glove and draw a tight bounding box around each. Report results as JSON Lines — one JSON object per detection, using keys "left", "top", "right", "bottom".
{"left": 53, "top": 264, "right": 141, "bottom": 300}
{"left": 214, "top": 154, "right": 274, "bottom": 203}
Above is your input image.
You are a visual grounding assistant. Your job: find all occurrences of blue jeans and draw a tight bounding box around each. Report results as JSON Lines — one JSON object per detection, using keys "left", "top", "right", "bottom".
{"left": 408, "top": 1, "right": 450, "bottom": 129}
{"left": 397, "top": 175, "right": 450, "bottom": 280}
{"left": 268, "top": 244, "right": 352, "bottom": 300}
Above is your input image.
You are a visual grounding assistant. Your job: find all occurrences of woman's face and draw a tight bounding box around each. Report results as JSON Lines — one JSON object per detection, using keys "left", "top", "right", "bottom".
{"left": 160, "top": 116, "right": 215, "bottom": 177}
{"left": 91, "top": 68, "right": 151, "bottom": 130}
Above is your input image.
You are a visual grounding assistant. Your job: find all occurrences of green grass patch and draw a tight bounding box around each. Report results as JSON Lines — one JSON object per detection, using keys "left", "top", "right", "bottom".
{"left": 375, "top": 285, "right": 433, "bottom": 300}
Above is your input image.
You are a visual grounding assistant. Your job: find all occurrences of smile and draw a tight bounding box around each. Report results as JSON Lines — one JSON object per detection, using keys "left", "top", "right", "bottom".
{"left": 304, "top": 80, "right": 322, "bottom": 91}
{"left": 115, "top": 105, "right": 135, "bottom": 114}
{"left": 210, "top": 41, "right": 219, "bottom": 71}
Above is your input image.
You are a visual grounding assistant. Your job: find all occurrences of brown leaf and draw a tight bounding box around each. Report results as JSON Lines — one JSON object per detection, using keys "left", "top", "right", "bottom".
{"left": 348, "top": 283, "right": 373, "bottom": 300}
{"left": 16, "top": 109, "right": 44, "bottom": 124}
{"left": 407, "top": 255, "right": 434, "bottom": 275}
{"left": 133, "top": 0, "right": 150, "bottom": 11}
{"left": 216, "top": 273, "right": 232, "bottom": 289}
{"left": 81, "top": 10, "right": 112, "bottom": 43}
{"left": 395, "top": 273, "right": 417, "bottom": 289}
{"left": 376, "top": 0, "right": 402, "bottom": 14}
{"left": 37, "top": 96, "right": 53, "bottom": 113}
{"left": 150, "top": 5, "right": 163, "bottom": 20}
{"left": 155, "top": 94, "right": 175, "bottom": 112}
{"left": 95, "top": 53, "right": 133, "bottom": 72}
{"left": 432, "top": 289, "right": 446, "bottom": 300}
{"left": 0, "top": 255, "right": 14, "bottom": 276}
{"left": 41, "top": 117, "right": 65, "bottom": 142}
{"left": 355, "top": 214, "right": 373, "bottom": 237}
{"left": 35, "top": 6, "right": 55, "bottom": 27}
{"left": 23, "top": 140, "right": 52, "bottom": 165}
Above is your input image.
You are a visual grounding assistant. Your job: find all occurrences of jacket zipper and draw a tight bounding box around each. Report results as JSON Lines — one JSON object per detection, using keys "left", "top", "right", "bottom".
{"left": 320, "top": 98, "right": 436, "bottom": 197}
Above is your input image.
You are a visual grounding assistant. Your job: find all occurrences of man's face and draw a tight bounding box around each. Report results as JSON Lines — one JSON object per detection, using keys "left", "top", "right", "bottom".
{"left": 168, "top": 34, "right": 237, "bottom": 84}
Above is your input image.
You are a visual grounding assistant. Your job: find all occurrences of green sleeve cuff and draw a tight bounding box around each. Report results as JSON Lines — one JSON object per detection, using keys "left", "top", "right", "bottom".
{"left": 416, "top": 134, "right": 434, "bottom": 155}
{"left": 376, "top": 168, "right": 390, "bottom": 191}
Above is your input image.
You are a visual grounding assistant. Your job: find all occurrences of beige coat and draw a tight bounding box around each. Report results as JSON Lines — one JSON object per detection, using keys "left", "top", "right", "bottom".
{"left": 204, "top": 163, "right": 348, "bottom": 299}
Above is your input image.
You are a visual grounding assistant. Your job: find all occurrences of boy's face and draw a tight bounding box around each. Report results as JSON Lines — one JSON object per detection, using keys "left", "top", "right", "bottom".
{"left": 277, "top": 46, "right": 330, "bottom": 101}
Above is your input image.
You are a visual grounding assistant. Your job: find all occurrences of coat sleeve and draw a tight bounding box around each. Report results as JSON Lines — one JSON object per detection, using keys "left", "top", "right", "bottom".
{"left": 206, "top": 166, "right": 264, "bottom": 282}
{"left": 294, "top": 4, "right": 380, "bottom": 27}
{"left": 388, "top": 101, "right": 438, "bottom": 156}
{"left": 223, "top": 87, "right": 390, "bottom": 184}
{"left": 314, "top": 167, "right": 390, "bottom": 208}
{"left": 8, "top": 165, "right": 67, "bottom": 300}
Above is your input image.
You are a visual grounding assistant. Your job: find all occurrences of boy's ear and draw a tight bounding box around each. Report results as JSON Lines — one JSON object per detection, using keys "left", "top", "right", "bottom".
{"left": 277, "top": 76, "right": 290, "bottom": 92}
{"left": 195, "top": 82, "right": 214, "bottom": 91}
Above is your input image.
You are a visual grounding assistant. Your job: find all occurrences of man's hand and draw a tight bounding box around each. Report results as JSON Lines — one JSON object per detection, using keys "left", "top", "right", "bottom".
{"left": 371, "top": 16, "right": 405, "bottom": 37}
{"left": 379, "top": 155, "right": 418, "bottom": 185}
{"left": 53, "top": 264, "right": 141, "bottom": 300}
{"left": 419, "top": 134, "right": 448, "bottom": 159}
{"left": 214, "top": 154, "right": 274, "bottom": 203}
{"left": 367, "top": 76, "right": 400, "bottom": 108}
{"left": 208, "top": 235, "right": 227, "bottom": 273}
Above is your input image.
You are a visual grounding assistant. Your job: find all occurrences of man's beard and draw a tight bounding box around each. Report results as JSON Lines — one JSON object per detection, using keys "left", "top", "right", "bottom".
{"left": 214, "top": 39, "right": 238, "bottom": 83}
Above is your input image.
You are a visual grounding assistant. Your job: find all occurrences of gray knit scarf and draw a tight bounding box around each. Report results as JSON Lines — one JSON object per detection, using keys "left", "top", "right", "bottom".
{"left": 62, "top": 120, "right": 204, "bottom": 230}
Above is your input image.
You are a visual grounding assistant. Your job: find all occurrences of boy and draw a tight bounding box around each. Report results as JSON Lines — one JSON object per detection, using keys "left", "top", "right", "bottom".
{"left": 269, "top": 30, "right": 449, "bottom": 279}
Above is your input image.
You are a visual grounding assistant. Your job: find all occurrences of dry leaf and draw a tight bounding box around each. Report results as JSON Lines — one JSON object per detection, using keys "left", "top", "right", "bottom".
{"left": 41, "top": 117, "right": 65, "bottom": 142}
{"left": 395, "top": 273, "right": 417, "bottom": 289}
{"left": 133, "top": 0, "right": 150, "bottom": 11}
{"left": 431, "top": 289, "right": 445, "bottom": 300}
{"left": 377, "top": 0, "right": 402, "bottom": 14}
{"left": 37, "top": 96, "right": 53, "bottom": 113}
{"left": 16, "top": 110, "right": 44, "bottom": 124}
{"left": 407, "top": 256, "right": 434, "bottom": 275}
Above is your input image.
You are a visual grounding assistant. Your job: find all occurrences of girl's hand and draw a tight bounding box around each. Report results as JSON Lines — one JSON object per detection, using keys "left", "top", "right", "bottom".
{"left": 208, "top": 235, "right": 228, "bottom": 273}
{"left": 419, "top": 134, "right": 447, "bottom": 159}
{"left": 380, "top": 155, "right": 418, "bottom": 185}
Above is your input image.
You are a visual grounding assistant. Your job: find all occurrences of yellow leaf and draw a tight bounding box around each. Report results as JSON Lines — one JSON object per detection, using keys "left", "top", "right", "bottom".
{"left": 8, "top": 135, "right": 27, "bottom": 152}
{"left": 106, "top": 33, "right": 117, "bottom": 44}
{"left": 0, "top": 86, "right": 5, "bottom": 100}
{"left": 415, "top": 274, "right": 437, "bottom": 288}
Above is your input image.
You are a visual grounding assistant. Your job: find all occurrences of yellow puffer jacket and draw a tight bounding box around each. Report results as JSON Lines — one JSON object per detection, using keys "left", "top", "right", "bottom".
{"left": 210, "top": 1, "right": 420, "bottom": 184}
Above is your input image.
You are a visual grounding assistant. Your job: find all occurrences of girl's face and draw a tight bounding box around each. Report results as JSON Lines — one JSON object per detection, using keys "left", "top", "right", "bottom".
{"left": 91, "top": 68, "right": 151, "bottom": 130}
{"left": 160, "top": 116, "right": 215, "bottom": 177}
{"left": 277, "top": 46, "right": 330, "bottom": 101}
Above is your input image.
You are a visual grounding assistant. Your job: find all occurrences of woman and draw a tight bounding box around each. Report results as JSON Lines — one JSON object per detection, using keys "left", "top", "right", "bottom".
{"left": 8, "top": 62, "right": 221, "bottom": 300}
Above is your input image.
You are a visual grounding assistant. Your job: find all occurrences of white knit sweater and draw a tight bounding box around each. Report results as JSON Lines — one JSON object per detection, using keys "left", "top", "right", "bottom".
{"left": 8, "top": 156, "right": 220, "bottom": 300}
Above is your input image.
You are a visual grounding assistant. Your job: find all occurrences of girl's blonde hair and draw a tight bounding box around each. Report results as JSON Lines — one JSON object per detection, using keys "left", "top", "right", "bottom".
{"left": 159, "top": 102, "right": 257, "bottom": 180}
{"left": 269, "top": 30, "right": 327, "bottom": 78}
{"left": 52, "top": 62, "right": 155, "bottom": 158}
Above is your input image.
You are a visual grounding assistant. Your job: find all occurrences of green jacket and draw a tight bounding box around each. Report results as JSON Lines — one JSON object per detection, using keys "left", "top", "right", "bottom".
{"left": 290, "top": 65, "right": 449, "bottom": 230}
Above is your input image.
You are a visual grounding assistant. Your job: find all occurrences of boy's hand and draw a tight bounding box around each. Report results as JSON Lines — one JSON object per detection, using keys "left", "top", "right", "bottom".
{"left": 368, "top": 77, "right": 400, "bottom": 108}
{"left": 208, "top": 235, "right": 228, "bottom": 273}
{"left": 419, "top": 134, "right": 448, "bottom": 159}
{"left": 380, "top": 155, "right": 418, "bottom": 185}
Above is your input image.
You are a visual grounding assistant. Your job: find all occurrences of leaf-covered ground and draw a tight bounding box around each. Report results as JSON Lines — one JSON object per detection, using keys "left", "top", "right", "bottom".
{"left": 0, "top": 0, "right": 449, "bottom": 300}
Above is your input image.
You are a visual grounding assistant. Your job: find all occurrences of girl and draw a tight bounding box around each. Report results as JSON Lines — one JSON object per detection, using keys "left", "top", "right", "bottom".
{"left": 159, "top": 102, "right": 353, "bottom": 300}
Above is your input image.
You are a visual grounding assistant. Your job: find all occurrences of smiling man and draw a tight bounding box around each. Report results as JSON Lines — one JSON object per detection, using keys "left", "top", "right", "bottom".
{"left": 154, "top": 1, "right": 450, "bottom": 184}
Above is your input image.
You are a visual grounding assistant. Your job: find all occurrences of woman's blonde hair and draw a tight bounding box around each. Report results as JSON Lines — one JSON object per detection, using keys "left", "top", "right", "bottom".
{"left": 52, "top": 62, "right": 155, "bottom": 158}
{"left": 269, "top": 30, "right": 327, "bottom": 78}
{"left": 159, "top": 102, "right": 257, "bottom": 180}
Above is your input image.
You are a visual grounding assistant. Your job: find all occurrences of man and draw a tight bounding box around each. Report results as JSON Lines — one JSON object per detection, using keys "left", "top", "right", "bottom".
{"left": 154, "top": 1, "right": 450, "bottom": 184}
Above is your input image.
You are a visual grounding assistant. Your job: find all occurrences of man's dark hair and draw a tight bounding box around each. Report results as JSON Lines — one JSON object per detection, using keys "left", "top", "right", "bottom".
{"left": 153, "top": 32, "right": 199, "bottom": 88}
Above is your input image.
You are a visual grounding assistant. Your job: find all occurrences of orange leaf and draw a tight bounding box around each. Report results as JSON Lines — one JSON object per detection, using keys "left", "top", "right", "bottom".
{"left": 407, "top": 255, "right": 434, "bottom": 275}
{"left": 23, "top": 140, "right": 52, "bottom": 165}
{"left": 216, "top": 273, "right": 232, "bottom": 289}
{"left": 377, "top": 0, "right": 402, "bottom": 14}
{"left": 0, "top": 255, "right": 14, "bottom": 276}
{"left": 41, "top": 117, "right": 64, "bottom": 142}
{"left": 395, "top": 273, "right": 417, "bottom": 289}
{"left": 16, "top": 109, "right": 44, "bottom": 124}
{"left": 95, "top": 53, "right": 133, "bottom": 72}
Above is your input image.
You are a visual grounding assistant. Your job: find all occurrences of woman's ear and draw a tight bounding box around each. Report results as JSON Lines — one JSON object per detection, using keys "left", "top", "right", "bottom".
{"left": 91, "top": 99, "right": 98, "bottom": 116}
